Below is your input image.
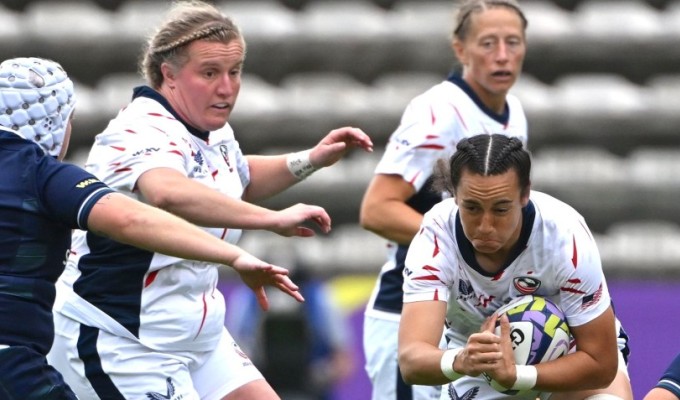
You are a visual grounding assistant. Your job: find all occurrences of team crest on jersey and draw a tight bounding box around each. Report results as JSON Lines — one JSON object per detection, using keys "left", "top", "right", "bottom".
{"left": 513, "top": 276, "right": 541, "bottom": 294}
{"left": 219, "top": 145, "right": 233, "bottom": 172}
{"left": 146, "top": 377, "right": 183, "bottom": 400}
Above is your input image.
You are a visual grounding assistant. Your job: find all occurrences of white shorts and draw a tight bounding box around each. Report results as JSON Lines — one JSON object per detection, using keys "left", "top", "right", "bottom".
{"left": 48, "top": 312, "right": 264, "bottom": 400}
{"left": 364, "top": 314, "right": 442, "bottom": 400}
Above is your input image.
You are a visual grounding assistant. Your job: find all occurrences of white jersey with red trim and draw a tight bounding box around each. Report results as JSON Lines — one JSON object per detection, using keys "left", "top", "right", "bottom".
{"left": 54, "top": 89, "right": 250, "bottom": 352}
{"left": 366, "top": 76, "right": 528, "bottom": 320}
{"left": 403, "top": 191, "right": 611, "bottom": 346}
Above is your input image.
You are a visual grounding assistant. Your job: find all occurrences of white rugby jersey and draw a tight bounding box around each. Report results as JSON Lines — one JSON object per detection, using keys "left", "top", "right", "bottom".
{"left": 366, "top": 74, "right": 528, "bottom": 320}
{"left": 54, "top": 86, "right": 250, "bottom": 351}
{"left": 403, "top": 191, "right": 611, "bottom": 346}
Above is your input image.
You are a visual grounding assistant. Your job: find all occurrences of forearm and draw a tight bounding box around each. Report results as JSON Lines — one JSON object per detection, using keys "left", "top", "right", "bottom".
{"left": 535, "top": 351, "right": 617, "bottom": 391}
{"left": 88, "top": 193, "right": 247, "bottom": 267}
{"left": 243, "top": 154, "right": 302, "bottom": 202}
{"left": 360, "top": 200, "right": 423, "bottom": 245}
{"left": 399, "top": 344, "right": 451, "bottom": 386}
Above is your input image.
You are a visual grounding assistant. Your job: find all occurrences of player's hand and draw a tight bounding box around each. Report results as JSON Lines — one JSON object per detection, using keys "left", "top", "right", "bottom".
{"left": 231, "top": 253, "right": 305, "bottom": 310}
{"left": 481, "top": 313, "right": 519, "bottom": 389}
{"left": 309, "top": 127, "right": 373, "bottom": 168}
{"left": 270, "top": 203, "right": 332, "bottom": 236}
{"left": 456, "top": 315, "right": 504, "bottom": 377}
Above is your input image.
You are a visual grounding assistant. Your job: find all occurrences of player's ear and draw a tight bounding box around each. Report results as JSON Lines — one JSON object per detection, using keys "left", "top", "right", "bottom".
{"left": 520, "top": 182, "right": 531, "bottom": 207}
{"left": 160, "top": 62, "right": 177, "bottom": 88}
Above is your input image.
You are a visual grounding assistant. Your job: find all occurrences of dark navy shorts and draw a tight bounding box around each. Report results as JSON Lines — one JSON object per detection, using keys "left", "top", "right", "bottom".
{"left": 0, "top": 346, "right": 78, "bottom": 400}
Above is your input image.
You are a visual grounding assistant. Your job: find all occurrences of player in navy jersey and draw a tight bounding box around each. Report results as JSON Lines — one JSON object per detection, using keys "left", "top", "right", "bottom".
{"left": 645, "top": 354, "right": 680, "bottom": 400}
{"left": 359, "top": 1, "right": 527, "bottom": 399}
{"left": 0, "top": 57, "right": 304, "bottom": 400}
{"left": 47, "top": 2, "right": 373, "bottom": 400}
{"left": 399, "top": 134, "right": 633, "bottom": 399}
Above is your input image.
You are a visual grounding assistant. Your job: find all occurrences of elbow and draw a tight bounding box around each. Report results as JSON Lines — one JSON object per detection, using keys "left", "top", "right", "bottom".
{"left": 594, "top": 362, "right": 618, "bottom": 389}
{"left": 397, "top": 351, "right": 419, "bottom": 385}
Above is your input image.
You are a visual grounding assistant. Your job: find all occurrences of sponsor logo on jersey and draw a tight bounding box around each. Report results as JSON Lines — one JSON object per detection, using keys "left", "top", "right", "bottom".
{"left": 513, "top": 276, "right": 541, "bottom": 294}
{"left": 132, "top": 147, "right": 160, "bottom": 157}
{"left": 145, "top": 377, "right": 184, "bottom": 400}
{"left": 448, "top": 383, "right": 479, "bottom": 400}
{"left": 74, "top": 178, "right": 100, "bottom": 189}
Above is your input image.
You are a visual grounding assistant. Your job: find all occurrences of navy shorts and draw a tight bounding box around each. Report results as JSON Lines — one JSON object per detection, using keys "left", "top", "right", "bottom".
{"left": 0, "top": 346, "right": 77, "bottom": 400}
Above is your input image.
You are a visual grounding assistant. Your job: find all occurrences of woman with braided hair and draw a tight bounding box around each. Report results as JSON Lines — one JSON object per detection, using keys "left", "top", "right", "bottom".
{"left": 360, "top": 1, "right": 528, "bottom": 399}
{"left": 0, "top": 56, "right": 303, "bottom": 400}
{"left": 47, "top": 1, "right": 372, "bottom": 399}
{"left": 398, "top": 134, "right": 633, "bottom": 399}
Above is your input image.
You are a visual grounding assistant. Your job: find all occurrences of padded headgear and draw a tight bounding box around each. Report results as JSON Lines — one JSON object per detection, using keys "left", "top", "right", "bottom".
{"left": 0, "top": 57, "right": 75, "bottom": 157}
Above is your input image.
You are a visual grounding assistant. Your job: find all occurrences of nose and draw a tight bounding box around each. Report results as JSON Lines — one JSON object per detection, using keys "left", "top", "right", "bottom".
{"left": 217, "top": 73, "right": 236, "bottom": 96}
{"left": 496, "top": 42, "right": 509, "bottom": 63}
{"left": 478, "top": 212, "right": 495, "bottom": 234}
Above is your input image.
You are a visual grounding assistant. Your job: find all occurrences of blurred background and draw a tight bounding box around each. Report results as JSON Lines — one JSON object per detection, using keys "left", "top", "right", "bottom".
{"left": 3, "top": 0, "right": 679, "bottom": 398}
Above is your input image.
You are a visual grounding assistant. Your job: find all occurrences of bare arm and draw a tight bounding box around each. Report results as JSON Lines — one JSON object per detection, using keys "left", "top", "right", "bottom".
{"left": 360, "top": 174, "right": 422, "bottom": 245}
{"left": 398, "top": 300, "right": 451, "bottom": 385}
{"left": 137, "top": 168, "right": 331, "bottom": 236}
{"left": 86, "top": 191, "right": 303, "bottom": 309}
{"left": 244, "top": 126, "right": 373, "bottom": 202}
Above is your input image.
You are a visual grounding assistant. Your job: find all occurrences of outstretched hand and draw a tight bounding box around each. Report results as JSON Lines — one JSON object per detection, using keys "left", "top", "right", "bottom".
{"left": 231, "top": 253, "right": 305, "bottom": 310}
{"left": 271, "top": 203, "right": 332, "bottom": 237}
{"left": 309, "top": 127, "right": 373, "bottom": 168}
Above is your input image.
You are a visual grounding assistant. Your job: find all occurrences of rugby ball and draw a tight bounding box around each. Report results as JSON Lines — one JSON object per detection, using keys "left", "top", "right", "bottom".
{"left": 484, "top": 295, "right": 571, "bottom": 395}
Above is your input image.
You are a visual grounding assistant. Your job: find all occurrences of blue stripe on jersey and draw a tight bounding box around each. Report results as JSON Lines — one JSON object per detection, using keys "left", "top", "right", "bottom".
{"left": 73, "top": 233, "right": 154, "bottom": 338}
{"left": 77, "top": 325, "right": 126, "bottom": 400}
{"left": 456, "top": 200, "right": 536, "bottom": 278}
{"left": 0, "top": 129, "right": 113, "bottom": 354}
{"left": 447, "top": 73, "right": 510, "bottom": 125}
{"left": 373, "top": 177, "right": 443, "bottom": 314}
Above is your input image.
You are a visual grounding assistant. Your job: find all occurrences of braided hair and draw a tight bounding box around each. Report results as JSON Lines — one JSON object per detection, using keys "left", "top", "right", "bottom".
{"left": 140, "top": 0, "right": 244, "bottom": 89}
{"left": 434, "top": 134, "right": 531, "bottom": 198}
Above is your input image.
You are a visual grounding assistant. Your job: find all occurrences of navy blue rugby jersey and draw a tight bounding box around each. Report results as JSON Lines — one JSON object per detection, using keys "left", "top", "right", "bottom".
{"left": 0, "top": 128, "right": 113, "bottom": 354}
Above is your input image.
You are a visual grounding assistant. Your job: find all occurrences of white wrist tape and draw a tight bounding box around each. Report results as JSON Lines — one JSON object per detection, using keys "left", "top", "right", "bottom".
{"left": 286, "top": 149, "right": 316, "bottom": 180}
{"left": 440, "top": 348, "right": 464, "bottom": 381}
{"left": 512, "top": 365, "right": 538, "bottom": 390}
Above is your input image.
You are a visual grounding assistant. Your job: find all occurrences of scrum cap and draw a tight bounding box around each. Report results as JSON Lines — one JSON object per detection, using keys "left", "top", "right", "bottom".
{"left": 0, "top": 57, "right": 75, "bottom": 157}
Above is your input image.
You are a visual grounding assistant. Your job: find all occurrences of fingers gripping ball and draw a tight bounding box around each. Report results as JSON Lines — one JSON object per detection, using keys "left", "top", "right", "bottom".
{"left": 484, "top": 295, "right": 571, "bottom": 395}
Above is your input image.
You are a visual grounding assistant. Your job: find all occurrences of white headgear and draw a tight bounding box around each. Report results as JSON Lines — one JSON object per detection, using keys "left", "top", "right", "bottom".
{"left": 0, "top": 57, "right": 76, "bottom": 157}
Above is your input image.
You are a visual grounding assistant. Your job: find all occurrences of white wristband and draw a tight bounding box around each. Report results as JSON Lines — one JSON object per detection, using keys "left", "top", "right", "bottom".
{"left": 512, "top": 365, "right": 538, "bottom": 390}
{"left": 286, "top": 149, "right": 317, "bottom": 180}
{"left": 440, "top": 348, "right": 464, "bottom": 381}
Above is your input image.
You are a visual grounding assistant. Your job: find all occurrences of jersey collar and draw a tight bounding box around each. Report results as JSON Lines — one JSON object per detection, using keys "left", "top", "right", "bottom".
{"left": 456, "top": 199, "right": 536, "bottom": 277}
{"left": 132, "top": 86, "right": 211, "bottom": 141}
{"left": 446, "top": 73, "right": 510, "bottom": 125}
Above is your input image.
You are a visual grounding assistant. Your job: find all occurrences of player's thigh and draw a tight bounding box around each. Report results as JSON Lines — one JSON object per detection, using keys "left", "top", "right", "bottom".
{"left": 363, "top": 316, "right": 399, "bottom": 379}
{"left": 50, "top": 317, "right": 202, "bottom": 400}
{"left": 0, "top": 345, "right": 78, "bottom": 400}
{"left": 193, "top": 328, "right": 272, "bottom": 400}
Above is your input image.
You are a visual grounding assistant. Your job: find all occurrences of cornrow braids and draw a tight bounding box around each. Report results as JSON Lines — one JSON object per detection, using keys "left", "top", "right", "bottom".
{"left": 453, "top": 0, "right": 528, "bottom": 40}
{"left": 433, "top": 134, "right": 531, "bottom": 197}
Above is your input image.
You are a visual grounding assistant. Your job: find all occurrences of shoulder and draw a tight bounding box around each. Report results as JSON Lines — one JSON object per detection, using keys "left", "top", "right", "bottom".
{"left": 530, "top": 191, "right": 590, "bottom": 238}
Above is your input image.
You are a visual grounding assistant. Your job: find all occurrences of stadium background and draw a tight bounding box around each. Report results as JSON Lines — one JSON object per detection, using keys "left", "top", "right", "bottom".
{"left": 3, "top": 0, "right": 679, "bottom": 398}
